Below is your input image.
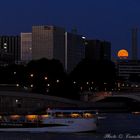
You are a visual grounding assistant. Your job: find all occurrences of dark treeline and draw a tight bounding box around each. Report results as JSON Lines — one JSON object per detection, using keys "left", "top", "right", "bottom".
{"left": 0, "top": 58, "right": 117, "bottom": 99}
{"left": 70, "top": 59, "right": 116, "bottom": 91}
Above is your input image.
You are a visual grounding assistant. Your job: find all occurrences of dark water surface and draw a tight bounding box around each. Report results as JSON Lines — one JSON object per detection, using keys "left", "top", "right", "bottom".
{"left": 0, "top": 113, "right": 140, "bottom": 140}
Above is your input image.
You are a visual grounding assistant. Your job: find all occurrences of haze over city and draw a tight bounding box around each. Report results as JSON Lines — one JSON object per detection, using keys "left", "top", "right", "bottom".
{"left": 0, "top": 0, "right": 140, "bottom": 58}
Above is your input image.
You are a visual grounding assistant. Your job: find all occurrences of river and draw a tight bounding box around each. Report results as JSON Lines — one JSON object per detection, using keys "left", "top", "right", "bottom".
{"left": 0, "top": 113, "right": 140, "bottom": 140}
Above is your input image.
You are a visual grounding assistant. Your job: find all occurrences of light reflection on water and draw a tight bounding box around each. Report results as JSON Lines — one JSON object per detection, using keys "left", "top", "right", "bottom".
{"left": 0, "top": 113, "right": 140, "bottom": 140}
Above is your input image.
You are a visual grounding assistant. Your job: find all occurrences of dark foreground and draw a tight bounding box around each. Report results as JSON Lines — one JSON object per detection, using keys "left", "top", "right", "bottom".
{"left": 0, "top": 113, "right": 140, "bottom": 140}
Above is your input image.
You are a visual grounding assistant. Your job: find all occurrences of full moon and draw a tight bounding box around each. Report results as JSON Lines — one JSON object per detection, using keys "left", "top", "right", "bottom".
{"left": 117, "top": 49, "right": 129, "bottom": 59}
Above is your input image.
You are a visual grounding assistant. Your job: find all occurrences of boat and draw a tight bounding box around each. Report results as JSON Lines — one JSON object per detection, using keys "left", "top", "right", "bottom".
{"left": 0, "top": 108, "right": 97, "bottom": 133}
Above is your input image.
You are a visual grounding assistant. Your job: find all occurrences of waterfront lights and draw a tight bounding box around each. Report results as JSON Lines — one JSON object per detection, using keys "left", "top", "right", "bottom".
{"left": 15, "top": 99, "right": 19, "bottom": 103}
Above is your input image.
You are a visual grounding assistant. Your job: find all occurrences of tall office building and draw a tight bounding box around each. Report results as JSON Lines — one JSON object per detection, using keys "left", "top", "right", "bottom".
{"left": 0, "top": 36, "right": 20, "bottom": 64}
{"left": 32, "top": 25, "right": 85, "bottom": 72}
{"left": 32, "top": 25, "right": 65, "bottom": 66}
{"left": 65, "top": 32, "right": 85, "bottom": 72}
{"left": 132, "top": 28, "right": 138, "bottom": 60}
{"left": 85, "top": 40, "right": 111, "bottom": 61}
{"left": 21, "top": 33, "right": 32, "bottom": 63}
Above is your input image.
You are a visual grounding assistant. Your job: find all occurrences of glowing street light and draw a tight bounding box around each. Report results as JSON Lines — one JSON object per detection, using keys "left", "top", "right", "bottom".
{"left": 30, "top": 74, "right": 34, "bottom": 77}
{"left": 44, "top": 77, "right": 48, "bottom": 80}
{"left": 16, "top": 99, "right": 19, "bottom": 103}
{"left": 13, "top": 71, "right": 16, "bottom": 75}
{"left": 16, "top": 84, "right": 19, "bottom": 87}
{"left": 30, "top": 84, "right": 33, "bottom": 88}
{"left": 82, "top": 36, "right": 86, "bottom": 39}
{"left": 73, "top": 81, "right": 76, "bottom": 84}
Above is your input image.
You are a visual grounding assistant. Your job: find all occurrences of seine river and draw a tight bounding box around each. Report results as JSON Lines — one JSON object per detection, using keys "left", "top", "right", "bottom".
{"left": 0, "top": 113, "right": 140, "bottom": 140}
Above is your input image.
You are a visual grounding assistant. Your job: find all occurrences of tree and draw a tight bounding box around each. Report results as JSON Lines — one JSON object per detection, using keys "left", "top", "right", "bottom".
{"left": 70, "top": 59, "right": 116, "bottom": 91}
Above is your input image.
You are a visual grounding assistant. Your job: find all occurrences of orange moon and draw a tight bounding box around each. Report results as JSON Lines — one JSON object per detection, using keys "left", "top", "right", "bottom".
{"left": 117, "top": 49, "right": 129, "bottom": 58}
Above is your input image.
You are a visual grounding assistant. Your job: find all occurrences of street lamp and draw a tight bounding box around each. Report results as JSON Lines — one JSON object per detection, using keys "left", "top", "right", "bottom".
{"left": 30, "top": 84, "right": 33, "bottom": 88}
{"left": 30, "top": 74, "right": 34, "bottom": 77}
{"left": 44, "top": 76, "right": 48, "bottom": 80}
{"left": 16, "top": 84, "right": 19, "bottom": 87}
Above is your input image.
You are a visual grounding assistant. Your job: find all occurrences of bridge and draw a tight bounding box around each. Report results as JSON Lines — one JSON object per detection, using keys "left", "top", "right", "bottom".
{"left": 85, "top": 91, "right": 140, "bottom": 102}
{"left": 0, "top": 91, "right": 88, "bottom": 114}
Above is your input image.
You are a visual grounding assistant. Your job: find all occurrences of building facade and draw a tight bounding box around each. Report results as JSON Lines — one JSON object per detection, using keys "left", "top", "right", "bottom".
{"left": 0, "top": 36, "right": 21, "bottom": 65}
{"left": 65, "top": 32, "right": 85, "bottom": 72}
{"left": 85, "top": 40, "right": 111, "bottom": 61}
{"left": 117, "top": 60, "right": 140, "bottom": 80}
{"left": 21, "top": 33, "right": 32, "bottom": 63}
{"left": 32, "top": 25, "right": 85, "bottom": 72}
{"left": 32, "top": 25, "right": 65, "bottom": 67}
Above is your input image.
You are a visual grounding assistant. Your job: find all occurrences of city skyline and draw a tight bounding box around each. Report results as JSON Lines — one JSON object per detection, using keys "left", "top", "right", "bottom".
{"left": 0, "top": 0, "right": 140, "bottom": 59}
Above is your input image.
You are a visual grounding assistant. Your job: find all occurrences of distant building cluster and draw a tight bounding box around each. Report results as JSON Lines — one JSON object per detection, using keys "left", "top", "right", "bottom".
{"left": 116, "top": 27, "right": 140, "bottom": 81}
{"left": 0, "top": 25, "right": 111, "bottom": 72}
{"left": 85, "top": 40, "right": 111, "bottom": 61}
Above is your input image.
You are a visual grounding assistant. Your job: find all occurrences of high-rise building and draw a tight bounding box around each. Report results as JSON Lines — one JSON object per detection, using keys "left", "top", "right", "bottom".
{"left": 32, "top": 25, "right": 65, "bottom": 66}
{"left": 65, "top": 32, "right": 85, "bottom": 72}
{"left": 85, "top": 40, "right": 111, "bottom": 61}
{"left": 0, "top": 36, "right": 20, "bottom": 64}
{"left": 32, "top": 25, "right": 85, "bottom": 72}
{"left": 21, "top": 33, "right": 32, "bottom": 63}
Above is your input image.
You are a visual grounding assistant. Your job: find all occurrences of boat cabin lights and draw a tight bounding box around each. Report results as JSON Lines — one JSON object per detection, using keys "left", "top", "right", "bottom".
{"left": 71, "top": 113, "right": 81, "bottom": 118}
{"left": 55, "top": 113, "right": 64, "bottom": 118}
{"left": 26, "top": 115, "right": 38, "bottom": 120}
{"left": 10, "top": 115, "right": 21, "bottom": 120}
{"left": 41, "top": 114, "right": 49, "bottom": 118}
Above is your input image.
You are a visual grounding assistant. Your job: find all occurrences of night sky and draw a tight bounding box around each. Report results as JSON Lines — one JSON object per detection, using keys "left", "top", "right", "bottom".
{"left": 1, "top": 0, "right": 140, "bottom": 59}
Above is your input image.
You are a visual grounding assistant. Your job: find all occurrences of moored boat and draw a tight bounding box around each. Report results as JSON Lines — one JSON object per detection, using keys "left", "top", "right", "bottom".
{"left": 0, "top": 108, "right": 98, "bottom": 133}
